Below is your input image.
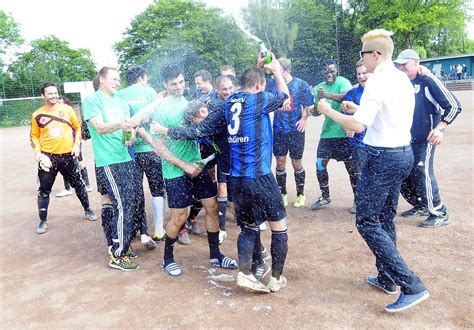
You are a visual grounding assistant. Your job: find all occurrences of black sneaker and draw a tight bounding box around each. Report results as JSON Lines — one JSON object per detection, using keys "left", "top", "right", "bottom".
{"left": 367, "top": 275, "right": 398, "bottom": 295}
{"left": 311, "top": 196, "right": 332, "bottom": 211}
{"left": 419, "top": 211, "right": 451, "bottom": 228}
{"left": 84, "top": 209, "right": 98, "bottom": 221}
{"left": 401, "top": 206, "right": 429, "bottom": 217}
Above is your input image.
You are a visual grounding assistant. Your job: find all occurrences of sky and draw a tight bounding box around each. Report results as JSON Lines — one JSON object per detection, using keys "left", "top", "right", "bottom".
{"left": 1, "top": 0, "right": 248, "bottom": 68}
{"left": 1, "top": 0, "right": 473, "bottom": 69}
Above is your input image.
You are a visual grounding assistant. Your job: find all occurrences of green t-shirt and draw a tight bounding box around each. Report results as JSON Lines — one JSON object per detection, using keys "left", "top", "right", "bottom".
{"left": 116, "top": 85, "right": 158, "bottom": 153}
{"left": 83, "top": 90, "right": 132, "bottom": 167}
{"left": 151, "top": 96, "right": 201, "bottom": 179}
{"left": 314, "top": 76, "right": 352, "bottom": 139}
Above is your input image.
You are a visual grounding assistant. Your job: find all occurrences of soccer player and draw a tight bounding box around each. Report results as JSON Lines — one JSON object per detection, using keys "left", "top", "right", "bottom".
{"left": 116, "top": 65, "right": 166, "bottom": 246}
{"left": 31, "top": 82, "right": 97, "bottom": 234}
{"left": 83, "top": 66, "right": 139, "bottom": 271}
{"left": 311, "top": 60, "right": 356, "bottom": 212}
{"left": 225, "top": 53, "right": 290, "bottom": 293}
{"left": 150, "top": 64, "right": 237, "bottom": 276}
{"left": 394, "top": 49, "right": 461, "bottom": 228}
{"left": 265, "top": 58, "right": 313, "bottom": 208}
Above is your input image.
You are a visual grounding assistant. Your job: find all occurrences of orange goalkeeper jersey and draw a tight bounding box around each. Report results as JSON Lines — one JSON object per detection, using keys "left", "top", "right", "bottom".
{"left": 30, "top": 103, "right": 81, "bottom": 154}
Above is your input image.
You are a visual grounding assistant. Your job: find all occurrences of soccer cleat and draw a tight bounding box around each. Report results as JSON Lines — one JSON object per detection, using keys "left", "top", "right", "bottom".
{"left": 177, "top": 228, "right": 191, "bottom": 245}
{"left": 210, "top": 255, "right": 238, "bottom": 269}
{"left": 367, "top": 276, "right": 398, "bottom": 295}
{"left": 185, "top": 219, "right": 201, "bottom": 235}
{"left": 385, "top": 290, "right": 430, "bottom": 313}
{"left": 261, "top": 246, "right": 270, "bottom": 261}
{"left": 252, "top": 261, "right": 271, "bottom": 286}
{"left": 401, "top": 206, "right": 429, "bottom": 217}
{"left": 281, "top": 194, "right": 288, "bottom": 207}
{"left": 140, "top": 234, "right": 157, "bottom": 250}
{"left": 267, "top": 275, "right": 287, "bottom": 292}
{"left": 350, "top": 201, "right": 357, "bottom": 214}
{"left": 36, "top": 220, "right": 48, "bottom": 234}
{"left": 310, "top": 196, "right": 332, "bottom": 211}
{"left": 86, "top": 185, "right": 93, "bottom": 192}
{"left": 419, "top": 211, "right": 451, "bottom": 228}
{"left": 259, "top": 222, "right": 267, "bottom": 231}
{"left": 236, "top": 272, "right": 270, "bottom": 293}
{"left": 56, "top": 189, "right": 73, "bottom": 197}
{"left": 108, "top": 255, "right": 139, "bottom": 271}
{"left": 126, "top": 247, "right": 138, "bottom": 258}
{"left": 219, "top": 230, "right": 227, "bottom": 244}
{"left": 293, "top": 194, "right": 306, "bottom": 208}
{"left": 84, "top": 209, "right": 98, "bottom": 221}
{"left": 163, "top": 262, "right": 182, "bottom": 276}
{"left": 152, "top": 233, "right": 165, "bottom": 242}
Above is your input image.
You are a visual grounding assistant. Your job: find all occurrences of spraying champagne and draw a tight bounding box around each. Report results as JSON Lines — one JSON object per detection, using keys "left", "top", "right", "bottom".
{"left": 194, "top": 153, "right": 215, "bottom": 170}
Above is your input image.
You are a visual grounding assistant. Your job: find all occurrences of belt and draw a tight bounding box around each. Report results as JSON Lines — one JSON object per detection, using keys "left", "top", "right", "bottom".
{"left": 365, "top": 145, "right": 411, "bottom": 156}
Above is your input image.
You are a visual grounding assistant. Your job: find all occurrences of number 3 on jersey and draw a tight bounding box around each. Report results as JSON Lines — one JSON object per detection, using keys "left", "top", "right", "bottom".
{"left": 227, "top": 102, "right": 242, "bottom": 135}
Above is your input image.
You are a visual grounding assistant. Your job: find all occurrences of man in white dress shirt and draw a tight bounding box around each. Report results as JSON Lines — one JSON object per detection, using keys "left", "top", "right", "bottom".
{"left": 316, "top": 29, "right": 429, "bottom": 313}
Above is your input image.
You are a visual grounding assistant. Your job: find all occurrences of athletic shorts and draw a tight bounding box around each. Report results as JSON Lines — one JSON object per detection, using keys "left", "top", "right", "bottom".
{"left": 273, "top": 130, "right": 305, "bottom": 160}
{"left": 135, "top": 151, "right": 165, "bottom": 197}
{"left": 165, "top": 171, "right": 217, "bottom": 209}
{"left": 228, "top": 173, "right": 286, "bottom": 226}
{"left": 317, "top": 137, "right": 353, "bottom": 162}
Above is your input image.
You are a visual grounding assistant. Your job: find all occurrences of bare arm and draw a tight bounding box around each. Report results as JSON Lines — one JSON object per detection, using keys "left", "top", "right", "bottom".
{"left": 152, "top": 136, "right": 201, "bottom": 177}
{"left": 88, "top": 116, "right": 130, "bottom": 135}
{"left": 317, "top": 99, "right": 366, "bottom": 133}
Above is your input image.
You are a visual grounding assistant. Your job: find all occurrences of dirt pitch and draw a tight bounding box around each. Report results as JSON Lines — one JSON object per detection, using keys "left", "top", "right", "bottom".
{"left": 0, "top": 91, "right": 472, "bottom": 328}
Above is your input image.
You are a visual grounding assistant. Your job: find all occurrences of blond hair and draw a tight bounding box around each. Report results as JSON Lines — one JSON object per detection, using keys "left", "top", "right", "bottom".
{"left": 361, "top": 29, "right": 394, "bottom": 60}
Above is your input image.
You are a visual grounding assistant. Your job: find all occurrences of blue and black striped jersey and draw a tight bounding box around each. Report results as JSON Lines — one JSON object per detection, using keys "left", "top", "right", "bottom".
{"left": 265, "top": 77, "right": 314, "bottom": 133}
{"left": 225, "top": 90, "right": 288, "bottom": 178}
{"left": 343, "top": 84, "right": 366, "bottom": 148}
{"left": 411, "top": 74, "right": 461, "bottom": 143}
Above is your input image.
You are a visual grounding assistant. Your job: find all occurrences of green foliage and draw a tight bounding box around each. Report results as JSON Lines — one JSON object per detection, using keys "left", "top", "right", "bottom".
{"left": 115, "top": 0, "right": 256, "bottom": 89}
{"left": 0, "top": 11, "right": 23, "bottom": 50}
{"left": 2, "top": 36, "right": 96, "bottom": 99}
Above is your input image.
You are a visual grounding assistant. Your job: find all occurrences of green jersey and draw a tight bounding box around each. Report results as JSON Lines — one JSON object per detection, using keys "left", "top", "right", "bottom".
{"left": 116, "top": 85, "right": 158, "bottom": 153}
{"left": 83, "top": 90, "right": 131, "bottom": 167}
{"left": 315, "top": 76, "right": 352, "bottom": 139}
{"left": 152, "top": 96, "right": 201, "bottom": 179}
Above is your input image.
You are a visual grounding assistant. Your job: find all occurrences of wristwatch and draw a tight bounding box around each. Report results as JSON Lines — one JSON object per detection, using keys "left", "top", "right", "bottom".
{"left": 437, "top": 127, "right": 446, "bottom": 133}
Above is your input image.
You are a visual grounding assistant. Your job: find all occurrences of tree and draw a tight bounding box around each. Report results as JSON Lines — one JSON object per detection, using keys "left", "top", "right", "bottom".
{"left": 115, "top": 0, "right": 256, "bottom": 89}
{"left": 0, "top": 11, "right": 24, "bottom": 68}
{"left": 2, "top": 36, "right": 96, "bottom": 98}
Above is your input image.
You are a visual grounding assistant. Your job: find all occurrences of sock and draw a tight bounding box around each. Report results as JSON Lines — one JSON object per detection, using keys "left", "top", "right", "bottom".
{"left": 294, "top": 167, "right": 305, "bottom": 196}
{"left": 252, "top": 231, "right": 264, "bottom": 269}
{"left": 38, "top": 192, "right": 50, "bottom": 222}
{"left": 207, "top": 231, "right": 221, "bottom": 260}
{"left": 81, "top": 167, "right": 90, "bottom": 186}
{"left": 188, "top": 199, "right": 203, "bottom": 220}
{"left": 271, "top": 228, "right": 288, "bottom": 279}
{"left": 237, "top": 225, "right": 258, "bottom": 274}
{"left": 316, "top": 159, "right": 330, "bottom": 199}
{"left": 164, "top": 235, "right": 177, "bottom": 265}
{"left": 152, "top": 196, "right": 165, "bottom": 235}
{"left": 101, "top": 203, "right": 114, "bottom": 246}
{"left": 276, "top": 169, "right": 287, "bottom": 195}
{"left": 217, "top": 196, "right": 227, "bottom": 231}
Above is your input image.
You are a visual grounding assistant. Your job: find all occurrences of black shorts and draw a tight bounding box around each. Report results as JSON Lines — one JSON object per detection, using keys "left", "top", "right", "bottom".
{"left": 273, "top": 130, "right": 305, "bottom": 160}
{"left": 165, "top": 171, "right": 217, "bottom": 209}
{"left": 317, "top": 138, "right": 353, "bottom": 162}
{"left": 228, "top": 174, "right": 286, "bottom": 226}
{"left": 135, "top": 151, "right": 165, "bottom": 197}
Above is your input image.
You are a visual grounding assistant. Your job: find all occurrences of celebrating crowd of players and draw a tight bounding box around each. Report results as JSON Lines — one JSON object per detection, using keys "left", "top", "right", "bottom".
{"left": 30, "top": 28, "right": 461, "bottom": 313}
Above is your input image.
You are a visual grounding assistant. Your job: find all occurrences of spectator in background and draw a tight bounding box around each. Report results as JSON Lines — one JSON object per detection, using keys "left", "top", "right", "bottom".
{"left": 456, "top": 64, "right": 462, "bottom": 80}
{"left": 462, "top": 64, "right": 467, "bottom": 80}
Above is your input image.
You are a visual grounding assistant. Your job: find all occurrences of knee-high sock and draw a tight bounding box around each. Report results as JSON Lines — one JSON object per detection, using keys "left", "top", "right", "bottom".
{"left": 101, "top": 203, "right": 114, "bottom": 246}
{"left": 152, "top": 196, "right": 165, "bottom": 235}
{"left": 217, "top": 196, "right": 227, "bottom": 231}
{"left": 294, "top": 167, "right": 305, "bottom": 196}
{"left": 276, "top": 169, "right": 287, "bottom": 195}
{"left": 207, "top": 231, "right": 221, "bottom": 260}
{"left": 164, "top": 235, "right": 178, "bottom": 265}
{"left": 252, "top": 231, "right": 264, "bottom": 267}
{"left": 237, "top": 225, "right": 259, "bottom": 274}
{"left": 38, "top": 193, "right": 50, "bottom": 222}
{"left": 188, "top": 199, "right": 203, "bottom": 221}
{"left": 271, "top": 229, "right": 288, "bottom": 279}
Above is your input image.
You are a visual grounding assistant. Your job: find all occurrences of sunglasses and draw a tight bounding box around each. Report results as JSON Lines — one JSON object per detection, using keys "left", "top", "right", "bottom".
{"left": 359, "top": 50, "right": 382, "bottom": 58}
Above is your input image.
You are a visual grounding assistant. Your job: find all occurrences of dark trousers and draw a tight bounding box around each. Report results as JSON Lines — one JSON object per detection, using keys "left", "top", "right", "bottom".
{"left": 96, "top": 162, "right": 135, "bottom": 258}
{"left": 400, "top": 143, "right": 446, "bottom": 216}
{"left": 37, "top": 153, "right": 90, "bottom": 221}
{"left": 356, "top": 145, "right": 426, "bottom": 295}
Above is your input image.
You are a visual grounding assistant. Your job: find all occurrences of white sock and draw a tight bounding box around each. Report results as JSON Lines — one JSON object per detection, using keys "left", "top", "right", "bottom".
{"left": 152, "top": 196, "right": 165, "bottom": 236}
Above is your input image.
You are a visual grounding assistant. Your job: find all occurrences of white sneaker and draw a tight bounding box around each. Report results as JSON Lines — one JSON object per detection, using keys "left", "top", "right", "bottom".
{"left": 259, "top": 222, "right": 267, "bottom": 231}
{"left": 140, "top": 234, "right": 157, "bottom": 250}
{"left": 267, "top": 275, "right": 287, "bottom": 292}
{"left": 56, "top": 189, "right": 73, "bottom": 197}
{"left": 86, "top": 185, "right": 93, "bottom": 192}
{"left": 219, "top": 230, "right": 227, "bottom": 244}
{"left": 236, "top": 272, "right": 270, "bottom": 293}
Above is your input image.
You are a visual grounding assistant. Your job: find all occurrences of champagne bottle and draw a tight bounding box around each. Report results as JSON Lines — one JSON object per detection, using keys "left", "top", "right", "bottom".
{"left": 259, "top": 42, "right": 272, "bottom": 65}
{"left": 194, "top": 153, "right": 216, "bottom": 170}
